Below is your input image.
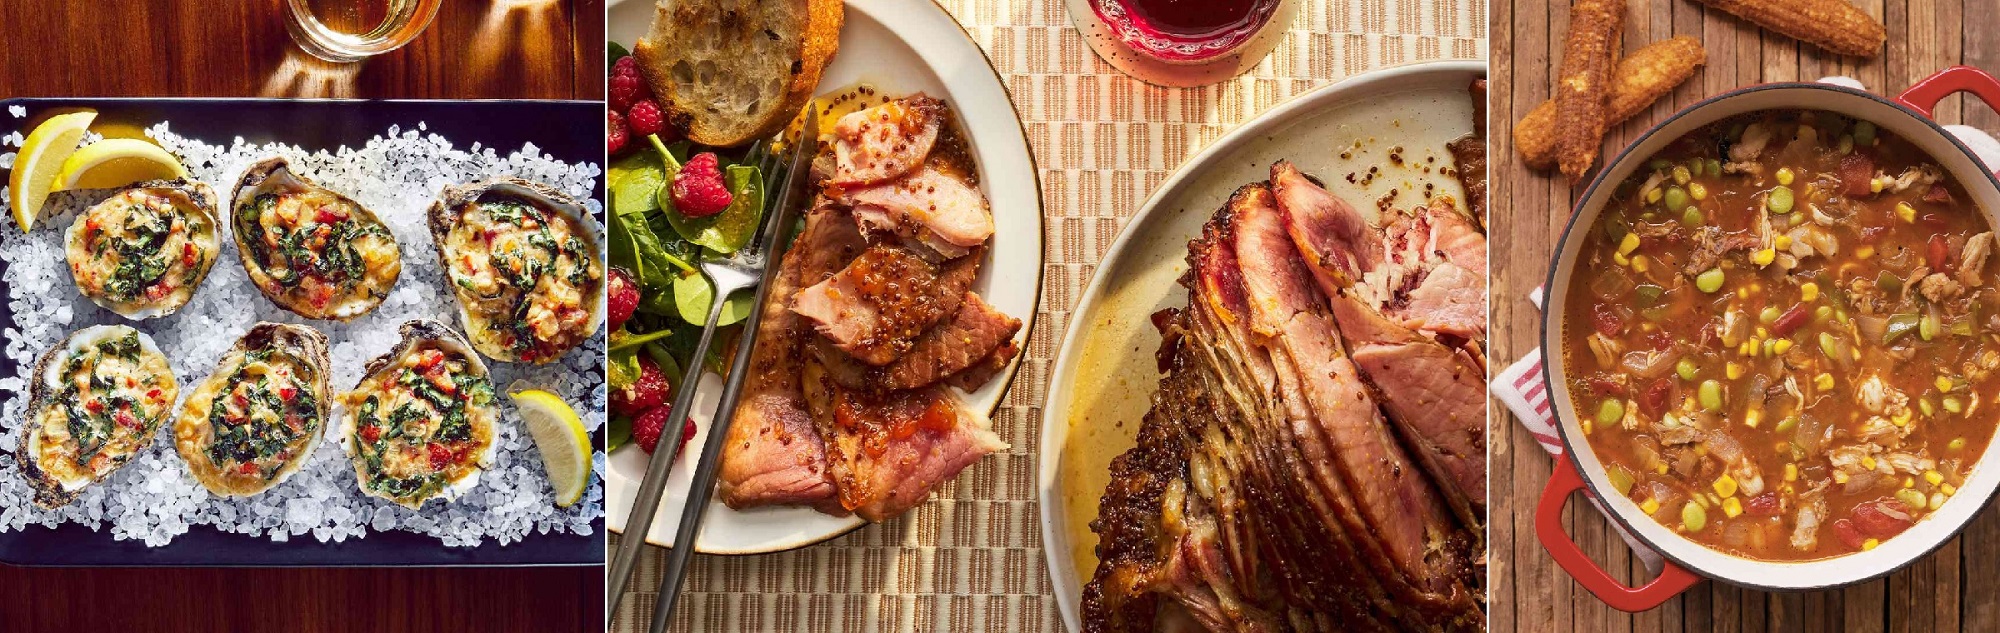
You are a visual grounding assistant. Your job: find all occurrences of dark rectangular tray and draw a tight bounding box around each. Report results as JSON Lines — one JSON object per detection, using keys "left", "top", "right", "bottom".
{"left": 0, "top": 98, "right": 606, "bottom": 567}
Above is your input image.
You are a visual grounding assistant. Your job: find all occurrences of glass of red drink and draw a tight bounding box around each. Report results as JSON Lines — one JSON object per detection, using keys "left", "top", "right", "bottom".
{"left": 1069, "top": 0, "right": 1298, "bottom": 87}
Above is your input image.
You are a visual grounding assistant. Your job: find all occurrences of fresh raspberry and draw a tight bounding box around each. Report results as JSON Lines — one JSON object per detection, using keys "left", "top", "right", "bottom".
{"left": 607, "top": 109, "right": 629, "bottom": 156}
{"left": 607, "top": 267, "right": 639, "bottom": 332}
{"left": 672, "top": 152, "right": 734, "bottom": 217}
{"left": 632, "top": 405, "right": 696, "bottom": 456}
{"left": 611, "top": 55, "right": 639, "bottom": 78}
{"left": 610, "top": 355, "right": 669, "bottom": 418}
{"left": 609, "top": 73, "right": 649, "bottom": 113}
{"left": 626, "top": 99, "right": 667, "bottom": 138}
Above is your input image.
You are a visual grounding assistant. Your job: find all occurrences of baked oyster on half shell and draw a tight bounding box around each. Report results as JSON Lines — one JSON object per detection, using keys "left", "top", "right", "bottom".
{"left": 19, "top": 325, "right": 179, "bottom": 508}
{"left": 337, "top": 320, "right": 499, "bottom": 509}
{"left": 230, "top": 157, "right": 403, "bottom": 320}
{"left": 173, "top": 322, "right": 331, "bottom": 497}
{"left": 428, "top": 177, "right": 603, "bottom": 364}
{"left": 63, "top": 179, "right": 222, "bottom": 319}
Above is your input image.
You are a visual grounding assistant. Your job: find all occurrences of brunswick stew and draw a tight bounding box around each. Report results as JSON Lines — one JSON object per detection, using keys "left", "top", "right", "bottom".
{"left": 1563, "top": 110, "right": 1999, "bottom": 560}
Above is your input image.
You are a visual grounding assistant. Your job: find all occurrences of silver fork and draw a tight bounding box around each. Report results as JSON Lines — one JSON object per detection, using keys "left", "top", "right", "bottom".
{"left": 606, "top": 106, "right": 820, "bottom": 625}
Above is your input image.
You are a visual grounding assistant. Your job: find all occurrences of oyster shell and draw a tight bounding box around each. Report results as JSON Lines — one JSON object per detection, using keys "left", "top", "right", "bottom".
{"left": 173, "top": 322, "right": 331, "bottom": 497}
{"left": 63, "top": 178, "right": 221, "bottom": 319}
{"left": 428, "top": 177, "right": 603, "bottom": 364}
{"left": 337, "top": 319, "right": 499, "bottom": 509}
{"left": 230, "top": 157, "right": 403, "bottom": 320}
{"left": 18, "top": 325, "right": 178, "bottom": 508}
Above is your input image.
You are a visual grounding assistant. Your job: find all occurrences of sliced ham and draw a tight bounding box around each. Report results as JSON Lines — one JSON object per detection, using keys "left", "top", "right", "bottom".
{"left": 844, "top": 165, "right": 995, "bottom": 258}
{"left": 718, "top": 205, "right": 863, "bottom": 511}
{"left": 1271, "top": 162, "right": 1490, "bottom": 350}
{"left": 1269, "top": 160, "right": 1382, "bottom": 289}
{"left": 944, "top": 339, "right": 1020, "bottom": 392}
{"left": 1228, "top": 184, "right": 1466, "bottom": 595}
{"left": 791, "top": 243, "right": 980, "bottom": 366}
{"left": 1327, "top": 290, "right": 1488, "bottom": 523}
{"left": 815, "top": 292, "right": 1021, "bottom": 391}
{"left": 801, "top": 360, "right": 1008, "bottom": 521}
{"left": 830, "top": 94, "right": 945, "bottom": 187}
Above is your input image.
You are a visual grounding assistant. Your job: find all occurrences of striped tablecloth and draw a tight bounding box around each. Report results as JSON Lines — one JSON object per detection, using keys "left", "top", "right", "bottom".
{"left": 614, "top": 1, "right": 1487, "bottom": 630}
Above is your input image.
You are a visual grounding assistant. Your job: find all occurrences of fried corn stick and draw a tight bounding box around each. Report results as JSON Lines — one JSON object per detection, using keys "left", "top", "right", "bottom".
{"left": 1554, "top": 0, "right": 1625, "bottom": 181}
{"left": 1516, "top": 37, "right": 1706, "bottom": 170}
{"left": 1695, "top": 0, "right": 1885, "bottom": 58}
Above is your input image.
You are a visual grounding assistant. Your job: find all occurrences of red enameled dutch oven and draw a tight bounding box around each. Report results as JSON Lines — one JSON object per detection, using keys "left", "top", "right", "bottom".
{"left": 1537, "top": 66, "right": 2000, "bottom": 611}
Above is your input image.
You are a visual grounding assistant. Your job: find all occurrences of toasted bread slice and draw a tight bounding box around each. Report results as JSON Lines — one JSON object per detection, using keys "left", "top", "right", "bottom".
{"left": 634, "top": 0, "right": 844, "bottom": 147}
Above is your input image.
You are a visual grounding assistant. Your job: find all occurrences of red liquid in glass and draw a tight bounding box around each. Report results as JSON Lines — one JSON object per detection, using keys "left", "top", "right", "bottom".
{"left": 1122, "top": 0, "right": 1262, "bottom": 37}
{"left": 1093, "top": 0, "right": 1278, "bottom": 62}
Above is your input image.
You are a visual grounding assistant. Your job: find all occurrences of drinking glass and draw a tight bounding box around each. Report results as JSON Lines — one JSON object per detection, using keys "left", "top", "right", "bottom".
{"left": 1067, "top": 0, "right": 1299, "bottom": 87}
{"left": 285, "top": 0, "right": 444, "bottom": 63}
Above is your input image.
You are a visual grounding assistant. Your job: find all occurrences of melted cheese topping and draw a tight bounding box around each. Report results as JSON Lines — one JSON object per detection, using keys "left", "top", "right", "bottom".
{"left": 66, "top": 188, "right": 217, "bottom": 315}
{"left": 339, "top": 343, "right": 496, "bottom": 508}
{"left": 441, "top": 199, "right": 601, "bottom": 363}
{"left": 174, "top": 348, "right": 322, "bottom": 496}
{"left": 30, "top": 330, "right": 176, "bottom": 491}
{"left": 239, "top": 189, "right": 400, "bottom": 318}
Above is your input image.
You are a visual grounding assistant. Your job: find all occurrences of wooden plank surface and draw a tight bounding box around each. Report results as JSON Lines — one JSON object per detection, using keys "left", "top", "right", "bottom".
{"left": 0, "top": 0, "right": 604, "bottom": 99}
{"left": 1492, "top": 1, "right": 2000, "bottom": 631}
{"left": 0, "top": 1, "right": 604, "bottom": 631}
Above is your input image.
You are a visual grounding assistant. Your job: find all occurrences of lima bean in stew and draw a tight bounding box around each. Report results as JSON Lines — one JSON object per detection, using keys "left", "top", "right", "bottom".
{"left": 1563, "top": 110, "right": 1998, "bottom": 561}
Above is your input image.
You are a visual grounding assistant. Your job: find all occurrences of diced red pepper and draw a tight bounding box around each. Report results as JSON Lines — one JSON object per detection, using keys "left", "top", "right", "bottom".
{"left": 416, "top": 349, "right": 445, "bottom": 371}
{"left": 114, "top": 409, "right": 140, "bottom": 429}
{"left": 145, "top": 282, "right": 172, "bottom": 301}
{"left": 181, "top": 242, "right": 197, "bottom": 267}
{"left": 427, "top": 443, "right": 453, "bottom": 471}
{"left": 1771, "top": 303, "right": 1812, "bottom": 337}
{"left": 314, "top": 206, "right": 348, "bottom": 224}
{"left": 85, "top": 400, "right": 105, "bottom": 413}
{"left": 425, "top": 366, "right": 458, "bottom": 394}
{"left": 360, "top": 424, "right": 382, "bottom": 444}
{"left": 277, "top": 385, "right": 297, "bottom": 402}
{"left": 238, "top": 462, "right": 260, "bottom": 475}
{"left": 146, "top": 388, "right": 162, "bottom": 401}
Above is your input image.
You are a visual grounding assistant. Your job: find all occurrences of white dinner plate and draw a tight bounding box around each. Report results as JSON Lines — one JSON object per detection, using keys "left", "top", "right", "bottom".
{"left": 1035, "top": 60, "right": 1484, "bottom": 631}
{"left": 607, "top": 0, "right": 1045, "bottom": 554}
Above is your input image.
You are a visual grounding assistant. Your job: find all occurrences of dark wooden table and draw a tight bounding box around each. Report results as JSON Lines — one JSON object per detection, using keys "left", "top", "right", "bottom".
{"left": 0, "top": 0, "right": 605, "bottom": 99}
{"left": 1492, "top": 1, "right": 2000, "bottom": 631}
{"left": 0, "top": 1, "right": 604, "bottom": 631}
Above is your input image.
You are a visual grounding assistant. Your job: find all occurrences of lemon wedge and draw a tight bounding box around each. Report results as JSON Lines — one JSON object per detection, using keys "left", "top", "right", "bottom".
{"left": 8, "top": 111, "right": 96, "bottom": 231}
{"left": 510, "top": 388, "right": 593, "bottom": 508}
{"left": 58, "top": 138, "right": 187, "bottom": 190}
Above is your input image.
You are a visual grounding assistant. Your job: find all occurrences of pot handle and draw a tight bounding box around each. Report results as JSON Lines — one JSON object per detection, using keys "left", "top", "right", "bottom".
{"left": 1536, "top": 457, "right": 1702, "bottom": 612}
{"left": 1897, "top": 66, "right": 2000, "bottom": 179}
{"left": 1897, "top": 65, "right": 2000, "bottom": 119}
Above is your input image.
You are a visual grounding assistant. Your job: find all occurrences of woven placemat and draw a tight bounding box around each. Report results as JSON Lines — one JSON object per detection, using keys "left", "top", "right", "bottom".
{"left": 613, "top": 1, "right": 1487, "bottom": 630}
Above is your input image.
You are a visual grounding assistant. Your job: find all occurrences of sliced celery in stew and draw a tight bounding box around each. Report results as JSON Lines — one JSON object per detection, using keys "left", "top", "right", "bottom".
{"left": 1563, "top": 110, "right": 2000, "bottom": 561}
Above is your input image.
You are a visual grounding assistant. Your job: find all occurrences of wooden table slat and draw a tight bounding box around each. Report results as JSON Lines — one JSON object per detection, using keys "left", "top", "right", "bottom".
{"left": 1493, "top": 1, "right": 2000, "bottom": 631}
